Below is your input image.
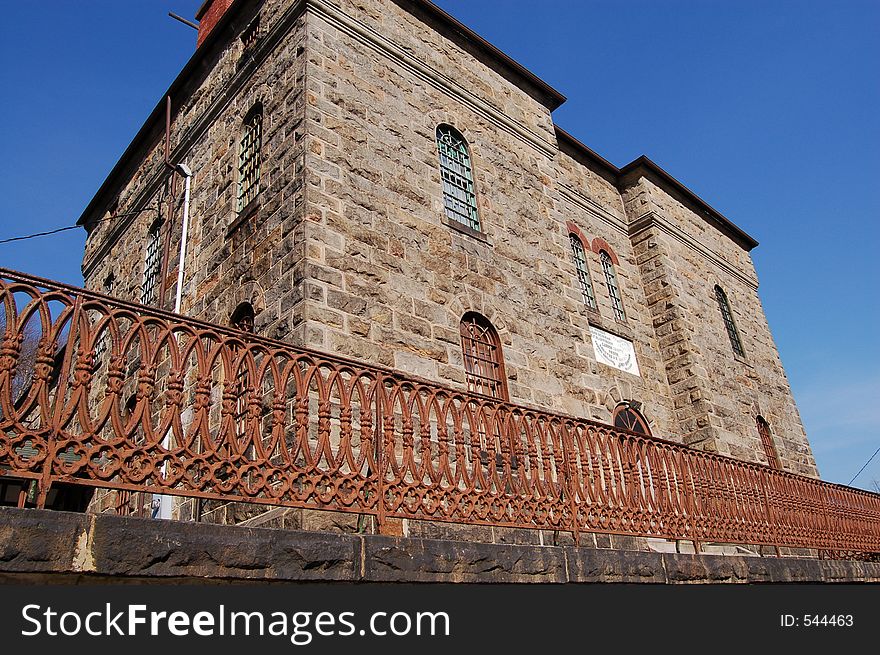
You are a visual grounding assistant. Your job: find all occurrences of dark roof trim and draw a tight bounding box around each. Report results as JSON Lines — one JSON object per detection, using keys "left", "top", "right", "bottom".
{"left": 556, "top": 127, "right": 759, "bottom": 252}
{"left": 555, "top": 126, "right": 619, "bottom": 180}
{"left": 392, "top": 0, "right": 566, "bottom": 111}
{"left": 618, "top": 156, "right": 759, "bottom": 251}
{"left": 77, "top": 0, "right": 250, "bottom": 227}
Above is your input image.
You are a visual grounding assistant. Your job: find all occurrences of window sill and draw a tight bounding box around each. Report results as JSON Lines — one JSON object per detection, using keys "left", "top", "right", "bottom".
{"left": 586, "top": 312, "right": 634, "bottom": 341}
{"left": 227, "top": 198, "right": 260, "bottom": 237}
{"left": 442, "top": 216, "right": 491, "bottom": 246}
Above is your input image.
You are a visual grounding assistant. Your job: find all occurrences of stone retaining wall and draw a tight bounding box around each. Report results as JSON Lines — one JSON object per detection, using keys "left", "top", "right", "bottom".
{"left": 2, "top": 508, "right": 876, "bottom": 584}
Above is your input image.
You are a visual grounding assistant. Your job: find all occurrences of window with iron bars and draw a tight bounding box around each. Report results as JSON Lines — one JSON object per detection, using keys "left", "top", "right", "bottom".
{"left": 600, "top": 250, "right": 626, "bottom": 322}
{"left": 714, "top": 285, "right": 745, "bottom": 357}
{"left": 436, "top": 125, "right": 481, "bottom": 232}
{"left": 240, "top": 15, "right": 260, "bottom": 51}
{"left": 237, "top": 105, "right": 263, "bottom": 213}
{"left": 756, "top": 416, "right": 780, "bottom": 469}
{"left": 569, "top": 234, "right": 597, "bottom": 310}
{"left": 459, "top": 312, "right": 507, "bottom": 401}
{"left": 140, "top": 221, "right": 162, "bottom": 306}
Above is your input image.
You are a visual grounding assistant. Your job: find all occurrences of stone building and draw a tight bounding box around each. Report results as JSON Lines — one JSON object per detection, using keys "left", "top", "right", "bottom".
{"left": 76, "top": 0, "right": 818, "bottom": 525}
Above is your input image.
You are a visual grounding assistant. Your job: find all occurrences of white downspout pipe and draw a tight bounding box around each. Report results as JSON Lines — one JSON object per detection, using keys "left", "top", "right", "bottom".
{"left": 155, "top": 163, "right": 193, "bottom": 520}
{"left": 173, "top": 163, "right": 193, "bottom": 315}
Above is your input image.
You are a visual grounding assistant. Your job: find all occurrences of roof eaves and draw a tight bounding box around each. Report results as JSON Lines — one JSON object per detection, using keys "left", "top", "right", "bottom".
{"left": 619, "top": 155, "right": 759, "bottom": 251}
{"left": 392, "top": 0, "right": 566, "bottom": 111}
{"left": 554, "top": 126, "right": 619, "bottom": 180}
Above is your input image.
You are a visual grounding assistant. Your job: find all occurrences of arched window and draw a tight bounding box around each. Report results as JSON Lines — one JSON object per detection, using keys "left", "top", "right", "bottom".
{"left": 600, "top": 250, "right": 626, "bottom": 322}
{"left": 237, "top": 103, "right": 263, "bottom": 212}
{"left": 436, "top": 125, "right": 480, "bottom": 232}
{"left": 230, "top": 302, "right": 255, "bottom": 333}
{"left": 714, "top": 285, "right": 744, "bottom": 357}
{"left": 756, "top": 416, "right": 780, "bottom": 469}
{"left": 459, "top": 312, "right": 507, "bottom": 400}
{"left": 569, "top": 234, "right": 597, "bottom": 310}
{"left": 613, "top": 402, "right": 651, "bottom": 436}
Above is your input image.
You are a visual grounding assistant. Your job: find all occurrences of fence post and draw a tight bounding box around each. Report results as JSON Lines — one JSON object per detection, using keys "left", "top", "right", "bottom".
{"left": 560, "top": 420, "right": 580, "bottom": 547}
{"left": 376, "top": 373, "right": 388, "bottom": 534}
{"left": 758, "top": 469, "right": 781, "bottom": 557}
{"left": 681, "top": 453, "right": 701, "bottom": 554}
{"left": 816, "top": 483, "right": 834, "bottom": 559}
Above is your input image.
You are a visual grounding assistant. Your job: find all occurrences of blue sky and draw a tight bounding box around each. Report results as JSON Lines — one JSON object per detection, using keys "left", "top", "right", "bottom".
{"left": 0, "top": 1, "right": 877, "bottom": 490}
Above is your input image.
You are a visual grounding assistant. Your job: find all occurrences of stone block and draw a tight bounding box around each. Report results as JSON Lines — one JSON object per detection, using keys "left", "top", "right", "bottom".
{"left": 565, "top": 547, "right": 666, "bottom": 583}
{"left": 89, "top": 512, "right": 360, "bottom": 581}
{"left": 363, "top": 535, "right": 567, "bottom": 583}
{"left": 662, "top": 553, "right": 750, "bottom": 584}
{"left": 0, "top": 507, "right": 84, "bottom": 573}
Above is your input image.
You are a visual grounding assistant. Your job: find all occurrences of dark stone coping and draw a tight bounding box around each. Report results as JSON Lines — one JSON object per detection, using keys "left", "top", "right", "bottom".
{"left": 1, "top": 507, "right": 877, "bottom": 584}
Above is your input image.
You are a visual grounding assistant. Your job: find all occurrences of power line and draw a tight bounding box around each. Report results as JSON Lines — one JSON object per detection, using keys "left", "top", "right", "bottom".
{"left": 0, "top": 208, "right": 159, "bottom": 246}
{"left": 0, "top": 225, "right": 79, "bottom": 244}
{"left": 847, "top": 444, "right": 880, "bottom": 487}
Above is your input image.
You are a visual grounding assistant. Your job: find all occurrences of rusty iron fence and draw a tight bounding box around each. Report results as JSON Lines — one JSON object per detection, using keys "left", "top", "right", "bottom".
{"left": 1, "top": 267, "right": 879, "bottom": 557}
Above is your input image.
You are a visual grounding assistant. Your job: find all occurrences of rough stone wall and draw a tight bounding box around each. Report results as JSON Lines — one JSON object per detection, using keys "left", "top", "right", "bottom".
{"left": 77, "top": 0, "right": 312, "bottom": 520}
{"left": 623, "top": 175, "right": 817, "bottom": 474}
{"left": 81, "top": 0, "right": 307, "bottom": 342}
{"left": 551, "top": 152, "right": 677, "bottom": 436}
{"left": 74, "top": 0, "right": 818, "bottom": 530}
{"left": 300, "top": 0, "right": 675, "bottom": 439}
{"left": 299, "top": 0, "right": 815, "bottom": 474}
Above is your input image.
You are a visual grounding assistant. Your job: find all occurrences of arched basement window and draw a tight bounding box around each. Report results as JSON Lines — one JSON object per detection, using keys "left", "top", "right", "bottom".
{"left": 230, "top": 302, "right": 255, "bottom": 333}
{"left": 570, "top": 234, "right": 597, "bottom": 310}
{"left": 436, "top": 124, "right": 481, "bottom": 232}
{"left": 459, "top": 312, "right": 507, "bottom": 401}
{"left": 613, "top": 402, "right": 651, "bottom": 436}
{"left": 714, "top": 285, "right": 745, "bottom": 357}
{"left": 600, "top": 250, "right": 626, "bottom": 322}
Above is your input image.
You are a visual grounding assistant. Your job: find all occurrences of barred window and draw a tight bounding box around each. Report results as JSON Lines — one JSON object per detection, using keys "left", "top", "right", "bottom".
{"left": 714, "top": 285, "right": 745, "bottom": 357}
{"left": 459, "top": 312, "right": 507, "bottom": 401}
{"left": 600, "top": 250, "right": 626, "bottom": 322}
{"left": 237, "top": 104, "right": 263, "bottom": 212}
{"left": 613, "top": 403, "right": 651, "bottom": 436}
{"left": 436, "top": 125, "right": 480, "bottom": 232}
{"left": 240, "top": 15, "right": 260, "bottom": 50}
{"left": 756, "top": 416, "right": 780, "bottom": 469}
{"left": 569, "top": 234, "right": 597, "bottom": 310}
{"left": 140, "top": 221, "right": 162, "bottom": 305}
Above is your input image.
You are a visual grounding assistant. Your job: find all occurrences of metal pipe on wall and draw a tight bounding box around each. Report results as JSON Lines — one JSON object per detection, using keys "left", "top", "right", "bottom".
{"left": 156, "top": 162, "right": 193, "bottom": 521}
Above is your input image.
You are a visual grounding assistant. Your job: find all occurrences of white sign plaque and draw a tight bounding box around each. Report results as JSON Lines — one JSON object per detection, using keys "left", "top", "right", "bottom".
{"left": 589, "top": 326, "right": 640, "bottom": 376}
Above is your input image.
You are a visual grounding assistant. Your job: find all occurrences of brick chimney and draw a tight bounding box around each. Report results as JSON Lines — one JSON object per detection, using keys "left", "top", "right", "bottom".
{"left": 195, "top": 0, "right": 235, "bottom": 48}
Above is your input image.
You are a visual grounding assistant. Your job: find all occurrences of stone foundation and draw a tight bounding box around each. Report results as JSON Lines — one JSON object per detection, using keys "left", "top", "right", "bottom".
{"left": 1, "top": 507, "right": 876, "bottom": 584}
